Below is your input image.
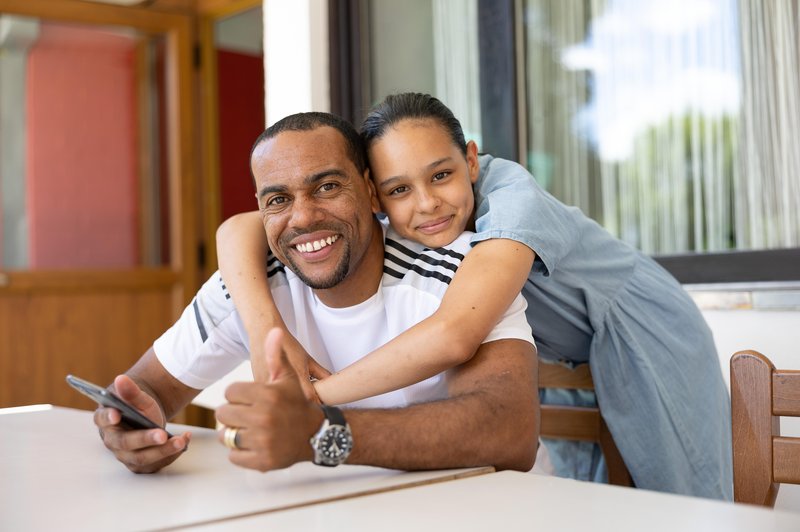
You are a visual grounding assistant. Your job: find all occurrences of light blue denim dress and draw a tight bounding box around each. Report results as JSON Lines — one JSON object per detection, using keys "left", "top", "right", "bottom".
{"left": 472, "top": 155, "right": 732, "bottom": 500}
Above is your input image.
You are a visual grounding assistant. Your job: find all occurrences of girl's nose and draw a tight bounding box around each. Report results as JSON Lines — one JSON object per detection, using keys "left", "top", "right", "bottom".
{"left": 416, "top": 190, "right": 441, "bottom": 213}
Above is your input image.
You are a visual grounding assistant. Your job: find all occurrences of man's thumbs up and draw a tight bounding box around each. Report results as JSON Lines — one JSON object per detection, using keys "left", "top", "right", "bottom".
{"left": 217, "top": 326, "right": 323, "bottom": 472}
{"left": 264, "top": 327, "right": 295, "bottom": 383}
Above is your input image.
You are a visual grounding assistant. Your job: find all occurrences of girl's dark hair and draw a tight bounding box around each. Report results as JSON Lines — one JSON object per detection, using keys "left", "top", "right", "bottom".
{"left": 360, "top": 93, "right": 467, "bottom": 155}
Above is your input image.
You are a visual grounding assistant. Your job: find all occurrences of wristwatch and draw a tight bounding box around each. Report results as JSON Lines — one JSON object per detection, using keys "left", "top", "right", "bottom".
{"left": 310, "top": 405, "right": 353, "bottom": 467}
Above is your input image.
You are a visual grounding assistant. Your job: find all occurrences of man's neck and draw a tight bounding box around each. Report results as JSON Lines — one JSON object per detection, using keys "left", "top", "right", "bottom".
{"left": 312, "top": 218, "right": 385, "bottom": 308}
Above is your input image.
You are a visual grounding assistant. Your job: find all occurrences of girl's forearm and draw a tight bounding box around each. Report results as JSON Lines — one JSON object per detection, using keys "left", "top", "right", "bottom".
{"left": 216, "top": 211, "right": 281, "bottom": 381}
{"left": 314, "top": 239, "right": 535, "bottom": 405}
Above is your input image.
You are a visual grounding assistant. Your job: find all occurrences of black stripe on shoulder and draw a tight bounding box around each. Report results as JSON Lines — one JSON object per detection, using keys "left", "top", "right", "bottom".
{"left": 386, "top": 246, "right": 459, "bottom": 275}
{"left": 425, "top": 246, "right": 465, "bottom": 261}
{"left": 385, "top": 238, "right": 420, "bottom": 261}
{"left": 415, "top": 250, "right": 458, "bottom": 273}
{"left": 383, "top": 265, "right": 405, "bottom": 279}
{"left": 267, "top": 264, "right": 286, "bottom": 278}
{"left": 218, "top": 275, "right": 231, "bottom": 299}
{"left": 408, "top": 264, "right": 453, "bottom": 285}
{"left": 384, "top": 250, "right": 414, "bottom": 272}
{"left": 383, "top": 260, "right": 453, "bottom": 286}
{"left": 267, "top": 254, "right": 287, "bottom": 278}
{"left": 192, "top": 299, "right": 209, "bottom": 342}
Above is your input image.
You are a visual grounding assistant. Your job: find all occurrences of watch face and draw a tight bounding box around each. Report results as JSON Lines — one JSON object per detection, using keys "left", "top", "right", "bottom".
{"left": 319, "top": 425, "right": 353, "bottom": 464}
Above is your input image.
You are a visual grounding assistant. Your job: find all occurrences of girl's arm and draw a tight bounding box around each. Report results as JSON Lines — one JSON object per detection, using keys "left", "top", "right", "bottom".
{"left": 313, "top": 238, "right": 534, "bottom": 405}
{"left": 216, "top": 212, "right": 328, "bottom": 399}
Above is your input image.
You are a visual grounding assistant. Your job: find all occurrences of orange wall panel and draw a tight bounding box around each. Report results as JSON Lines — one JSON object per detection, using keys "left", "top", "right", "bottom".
{"left": 26, "top": 23, "right": 139, "bottom": 269}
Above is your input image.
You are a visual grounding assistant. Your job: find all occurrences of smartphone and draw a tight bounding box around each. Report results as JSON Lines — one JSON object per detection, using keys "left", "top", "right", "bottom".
{"left": 65, "top": 374, "right": 173, "bottom": 437}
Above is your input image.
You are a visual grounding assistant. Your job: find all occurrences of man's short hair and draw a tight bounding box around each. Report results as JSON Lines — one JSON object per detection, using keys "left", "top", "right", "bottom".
{"left": 250, "top": 113, "right": 367, "bottom": 185}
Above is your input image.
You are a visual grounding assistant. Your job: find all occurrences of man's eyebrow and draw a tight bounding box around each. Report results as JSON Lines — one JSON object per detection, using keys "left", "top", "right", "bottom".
{"left": 257, "top": 184, "right": 287, "bottom": 201}
{"left": 257, "top": 169, "right": 350, "bottom": 201}
{"left": 378, "top": 157, "right": 453, "bottom": 189}
{"left": 305, "top": 168, "right": 349, "bottom": 185}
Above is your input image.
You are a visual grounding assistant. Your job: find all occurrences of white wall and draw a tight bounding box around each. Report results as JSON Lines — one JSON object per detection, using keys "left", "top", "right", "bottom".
{"left": 263, "top": 0, "right": 329, "bottom": 125}
{"left": 701, "top": 304, "right": 800, "bottom": 511}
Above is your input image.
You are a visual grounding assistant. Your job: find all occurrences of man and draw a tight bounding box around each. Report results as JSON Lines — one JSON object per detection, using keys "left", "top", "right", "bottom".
{"left": 95, "top": 112, "right": 538, "bottom": 474}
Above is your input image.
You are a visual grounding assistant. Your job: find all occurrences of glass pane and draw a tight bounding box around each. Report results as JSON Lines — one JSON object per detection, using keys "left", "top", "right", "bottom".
{"left": 523, "top": 0, "right": 800, "bottom": 254}
{"left": 0, "top": 16, "right": 170, "bottom": 269}
{"left": 367, "top": 0, "right": 483, "bottom": 145}
{"left": 214, "top": 7, "right": 265, "bottom": 221}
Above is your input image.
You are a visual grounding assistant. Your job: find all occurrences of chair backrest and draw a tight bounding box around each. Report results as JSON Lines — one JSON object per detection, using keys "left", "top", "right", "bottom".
{"left": 538, "top": 360, "right": 633, "bottom": 486}
{"left": 730, "top": 350, "right": 800, "bottom": 506}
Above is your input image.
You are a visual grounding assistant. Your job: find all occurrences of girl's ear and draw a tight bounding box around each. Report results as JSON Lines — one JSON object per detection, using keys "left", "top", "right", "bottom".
{"left": 466, "top": 141, "right": 480, "bottom": 184}
{"left": 365, "top": 168, "right": 381, "bottom": 214}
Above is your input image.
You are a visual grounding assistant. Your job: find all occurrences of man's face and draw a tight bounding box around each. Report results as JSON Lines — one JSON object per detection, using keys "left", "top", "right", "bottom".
{"left": 252, "top": 126, "right": 379, "bottom": 290}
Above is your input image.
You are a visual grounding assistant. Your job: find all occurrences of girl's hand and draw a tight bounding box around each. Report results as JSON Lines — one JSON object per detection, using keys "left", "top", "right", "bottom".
{"left": 276, "top": 331, "right": 331, "bottom": 404}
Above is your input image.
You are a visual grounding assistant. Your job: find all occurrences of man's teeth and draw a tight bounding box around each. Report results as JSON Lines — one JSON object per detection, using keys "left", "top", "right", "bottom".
{"left": 296, "top": 235, "right": 338, "bottom": 253}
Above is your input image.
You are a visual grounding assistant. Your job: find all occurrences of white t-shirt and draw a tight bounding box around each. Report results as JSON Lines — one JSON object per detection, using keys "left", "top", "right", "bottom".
{"left": 154, "top": 225, "right": 534, "bottom": 409}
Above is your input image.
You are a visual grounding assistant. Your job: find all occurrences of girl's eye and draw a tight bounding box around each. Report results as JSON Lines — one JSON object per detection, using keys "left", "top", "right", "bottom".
{"left": 389, "top": 185, "right": 409, "bottom": 196}
{"left": 432, "top": 171, "right": 450, "bottom": 181}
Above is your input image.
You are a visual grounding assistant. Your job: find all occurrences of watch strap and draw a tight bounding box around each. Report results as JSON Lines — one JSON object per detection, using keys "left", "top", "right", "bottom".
{"left": 321, "top": 405, "right": 346, "bottom": 427}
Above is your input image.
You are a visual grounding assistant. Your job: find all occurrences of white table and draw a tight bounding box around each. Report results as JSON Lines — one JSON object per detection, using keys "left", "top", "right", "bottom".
{"left": 183, "top": 470, "right": 800, "bottom": 532}
{"left": 0, "top": 405, "right": 491, "bottom": 531}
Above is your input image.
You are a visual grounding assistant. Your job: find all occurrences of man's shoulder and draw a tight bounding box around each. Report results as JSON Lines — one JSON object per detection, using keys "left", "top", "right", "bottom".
{"left": 383, "top": 228, "right": 473, "bottom": 292}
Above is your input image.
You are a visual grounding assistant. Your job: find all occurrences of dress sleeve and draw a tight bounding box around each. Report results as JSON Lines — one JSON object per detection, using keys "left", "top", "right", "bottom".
{"left": 471, "top": 155, "right": 580, "bottom": 276}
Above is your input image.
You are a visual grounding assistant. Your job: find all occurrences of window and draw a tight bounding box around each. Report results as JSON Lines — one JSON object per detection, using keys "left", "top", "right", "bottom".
{"left": 523, "top": 0, "right": 799, "bottom": 257}
{"left": 0, "top": 17, "right": 170, "bottom": 269}
{"left": 334, "top": 0, "right": 800, "bottom": 282}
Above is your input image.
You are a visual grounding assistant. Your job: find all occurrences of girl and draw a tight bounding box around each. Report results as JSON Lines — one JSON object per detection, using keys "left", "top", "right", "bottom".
{"left": 218, "top": 93, "right": 732, "bottom": 500}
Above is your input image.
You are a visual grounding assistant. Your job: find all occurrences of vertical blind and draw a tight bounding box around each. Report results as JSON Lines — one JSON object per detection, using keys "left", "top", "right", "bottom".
{"left": 524, "top": 0, "right": 800, "bottom": 255}
{"left": 433, "top": 0, "right": 483, "bottom": 147}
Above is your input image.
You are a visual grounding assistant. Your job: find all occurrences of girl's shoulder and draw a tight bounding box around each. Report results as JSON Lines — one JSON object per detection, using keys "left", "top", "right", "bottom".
{"left": 477, "top": 154, "right": 538, "bottom": 189}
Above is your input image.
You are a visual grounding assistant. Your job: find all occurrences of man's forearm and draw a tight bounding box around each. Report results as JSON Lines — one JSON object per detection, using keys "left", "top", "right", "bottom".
{"left": 345, "top": 340, "right": 539, "bottom": 471}
{"left": 125, "top": 347, "right": 200, "bottom": 421}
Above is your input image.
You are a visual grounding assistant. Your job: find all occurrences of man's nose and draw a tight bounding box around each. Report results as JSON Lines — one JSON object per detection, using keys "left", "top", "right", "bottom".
{"left": 288, "top": 196, "right": 325, "bottom": 228}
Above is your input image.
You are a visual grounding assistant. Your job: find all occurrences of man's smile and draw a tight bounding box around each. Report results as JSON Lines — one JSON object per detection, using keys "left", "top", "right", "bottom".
{"left": 294, "top": 234, "right": 340, "bottom": 253}
{"left": 287, "top": 232, "right": 343, "bottom": 263}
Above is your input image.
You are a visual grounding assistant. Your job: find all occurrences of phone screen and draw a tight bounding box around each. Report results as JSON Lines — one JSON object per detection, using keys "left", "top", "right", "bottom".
{"left": 65, "top": 374, "right": 173, "bottom": 437}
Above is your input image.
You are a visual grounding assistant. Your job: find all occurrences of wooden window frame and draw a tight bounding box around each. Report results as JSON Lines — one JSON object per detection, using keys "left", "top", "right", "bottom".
{"left": 0, "top": 0, "right": 199, "bottom": 300}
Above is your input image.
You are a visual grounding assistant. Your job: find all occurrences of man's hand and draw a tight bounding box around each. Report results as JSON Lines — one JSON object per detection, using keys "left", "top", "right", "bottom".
{"left": 216, "top": 328, "right": 324, "bottom": 472}
{"left": 249, "top": 327, "right": 330, "bottom": 404}
{"left": 93, "top": 374, "right": 191, "bottom": 474}
{"left": 280, "top": 332, "right": 330, "bottom": 404}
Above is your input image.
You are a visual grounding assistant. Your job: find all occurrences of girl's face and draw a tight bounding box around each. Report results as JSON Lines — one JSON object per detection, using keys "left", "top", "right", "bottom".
{"left": 367, "top": 119, "right": 480, "bottom": 249}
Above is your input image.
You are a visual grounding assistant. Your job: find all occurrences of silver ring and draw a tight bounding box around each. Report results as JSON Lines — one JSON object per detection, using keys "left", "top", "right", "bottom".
{"left": 223, "top": 426, "right": 242, "bottom": 450}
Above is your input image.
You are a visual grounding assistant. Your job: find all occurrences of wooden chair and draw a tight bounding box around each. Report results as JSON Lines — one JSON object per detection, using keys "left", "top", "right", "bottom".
{"left": 538, "top": 359, "right": 633, "bottom": 486}
{"left": 730, "top": 350, "right": 800, "bottom": 506}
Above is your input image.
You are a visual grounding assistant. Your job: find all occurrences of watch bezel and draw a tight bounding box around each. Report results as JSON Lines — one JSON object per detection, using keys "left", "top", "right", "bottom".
{"left": 310, "top": 406, "right": 353, "bottom": 467}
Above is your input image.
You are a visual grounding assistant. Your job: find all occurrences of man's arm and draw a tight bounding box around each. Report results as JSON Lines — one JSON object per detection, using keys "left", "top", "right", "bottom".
{"left": 94, "top": 347, "right": 201, "bottom": 473}
{"left": 346, "top": 338, "right": 539, "bottom": 471}
{"left": 217, "top": 330, "right": 539, "bottom": 472}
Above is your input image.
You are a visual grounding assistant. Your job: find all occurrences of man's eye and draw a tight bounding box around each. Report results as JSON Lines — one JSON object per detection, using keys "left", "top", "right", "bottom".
{"left": 319, "top": 182, "right": 339, "bottom": 193}
{"left": 432, "top": 171, "right": 450, "bottom": 182}
{"left": 266, "top": 196, "right": 288, "bottom": 207}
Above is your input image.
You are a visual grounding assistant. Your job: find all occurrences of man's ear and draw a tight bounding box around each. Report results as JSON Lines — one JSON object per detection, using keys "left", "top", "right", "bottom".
{"left": 466, "top": 141, "right": 480, "bottom": 185}
{"left": 365, "top": 168, "right": 381, "bottom": 214}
